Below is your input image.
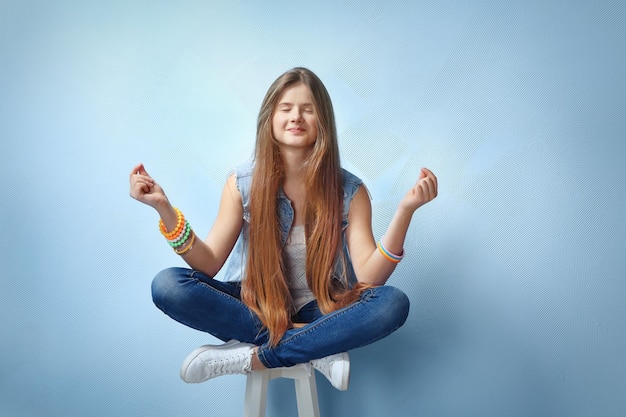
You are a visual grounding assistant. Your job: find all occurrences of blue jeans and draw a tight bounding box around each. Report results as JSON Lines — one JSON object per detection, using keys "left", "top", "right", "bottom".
{"left": 152, "top": 267, "right": 410, "bottom": 369}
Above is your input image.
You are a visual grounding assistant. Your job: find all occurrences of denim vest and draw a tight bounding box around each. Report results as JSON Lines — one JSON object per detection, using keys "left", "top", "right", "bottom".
{"left": 223, "top": 160, "right": 363, "bottom": 289}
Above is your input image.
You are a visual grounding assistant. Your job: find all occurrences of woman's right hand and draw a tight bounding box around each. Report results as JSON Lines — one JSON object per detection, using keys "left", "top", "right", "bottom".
{"left": 129, "top": 163, "right": 168, "bottom": 209}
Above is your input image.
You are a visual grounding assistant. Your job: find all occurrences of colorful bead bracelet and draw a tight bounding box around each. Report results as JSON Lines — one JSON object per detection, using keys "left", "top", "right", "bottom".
{"left": 159, "top": 207, "right": 186, "bottom": 240}
{"left": 174, "top": 232, "right": 196, "bottom": 255}
{"left": 168, "top": 221, "right": 192, "bottom": 248}
{"left": 159, "top": 207, "right": 195, "bottom": 254}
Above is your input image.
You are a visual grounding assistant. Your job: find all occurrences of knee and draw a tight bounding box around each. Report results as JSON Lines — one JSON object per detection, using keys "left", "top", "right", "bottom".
{"left": 379, "top": 286, "right": 410, "bottom": 329}
{"left": 151, "top": 267, "right": 186, "bottom": 311}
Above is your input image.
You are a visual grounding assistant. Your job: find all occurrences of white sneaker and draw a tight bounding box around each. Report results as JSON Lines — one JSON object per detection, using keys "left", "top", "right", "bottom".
{"left": 180, "top": 340, "right": 254, "bottom": 383}
{"left": 311, "top": 352, "right": 350, "bottom": 391}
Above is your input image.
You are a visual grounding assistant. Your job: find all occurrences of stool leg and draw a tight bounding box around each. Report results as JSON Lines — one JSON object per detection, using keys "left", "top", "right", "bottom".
{"left": 244, "top": 370, "right": 270, "bottom": 417}
{"left": 294, "top": 368, "right": 320, "bottom": 417}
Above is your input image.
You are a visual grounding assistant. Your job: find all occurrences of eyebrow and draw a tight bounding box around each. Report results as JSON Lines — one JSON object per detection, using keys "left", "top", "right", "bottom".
{"left": 277, "top": 102, "right": 314, "bottom": 107}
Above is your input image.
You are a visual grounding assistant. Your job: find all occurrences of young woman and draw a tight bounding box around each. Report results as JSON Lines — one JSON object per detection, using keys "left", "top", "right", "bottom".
{"left": 129, "top": 67, "right": 437, "bottom": 391}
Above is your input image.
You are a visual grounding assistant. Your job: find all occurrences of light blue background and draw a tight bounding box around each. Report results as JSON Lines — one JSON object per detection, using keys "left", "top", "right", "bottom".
{"left": 1, "top": 1, "right": 625, "bottom": 416}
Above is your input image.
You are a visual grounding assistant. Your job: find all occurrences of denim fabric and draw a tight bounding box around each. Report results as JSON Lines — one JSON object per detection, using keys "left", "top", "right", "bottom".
{"left": 223, "top": 159, "right": 362, "bottom": 289}
{"left": 152, "top": 267, "right": 410, "bottom": 368}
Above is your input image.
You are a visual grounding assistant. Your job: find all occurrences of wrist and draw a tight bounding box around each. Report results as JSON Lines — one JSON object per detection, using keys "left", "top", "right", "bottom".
{"left": 395, "top": 205, "right": 415, "bottom": 222}
{"left": 155, "top": 202, "right": 179, "bottom": 231}
{"left": 154, "top": 198, "right": 173, "bottom": 215}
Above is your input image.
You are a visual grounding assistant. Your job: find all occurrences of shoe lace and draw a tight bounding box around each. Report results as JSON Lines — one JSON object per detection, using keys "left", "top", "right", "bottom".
{"left": 312, "top": 356, "right": 332, "bottom": 375}
{"left": 209, "top": 351, "right": 251, "bottom": 377}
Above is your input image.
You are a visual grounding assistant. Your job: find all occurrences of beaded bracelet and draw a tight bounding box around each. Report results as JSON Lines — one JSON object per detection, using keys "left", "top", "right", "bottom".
{"left": 377, "top": 236, "right": 405, "bottom": 264}
{"left": 159, "top": 207, "right": 186, "bottom": 240}
{"left": 159, "top": 208, "right": 193, "bottom": 250}
{"left": 168, "top": 221, "right": 192, "bottom": 248}
{"left": 174, "top": 232, "right": 196, "bottom": 255}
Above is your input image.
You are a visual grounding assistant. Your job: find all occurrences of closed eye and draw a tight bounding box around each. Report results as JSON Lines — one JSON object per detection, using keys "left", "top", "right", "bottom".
{"left": 277, "top": 102, "right": 314, "bottom": 113}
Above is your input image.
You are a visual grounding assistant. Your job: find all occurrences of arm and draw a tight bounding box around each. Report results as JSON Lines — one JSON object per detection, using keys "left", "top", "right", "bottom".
{"left": 346, "top": 168, "right": 438, "bottom": 286}
{"left": 129, "top": 163, "right": 243, "bottom": 277}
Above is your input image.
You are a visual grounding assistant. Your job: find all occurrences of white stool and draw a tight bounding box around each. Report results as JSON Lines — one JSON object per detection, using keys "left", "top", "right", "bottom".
{"left": 244, "top": 363, "right": 320, "bottom": 417}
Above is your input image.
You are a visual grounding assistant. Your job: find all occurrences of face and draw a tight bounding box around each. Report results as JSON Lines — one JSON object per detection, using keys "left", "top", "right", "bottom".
{"left": 271, "top": 82, "right": 318, "bottom": 152}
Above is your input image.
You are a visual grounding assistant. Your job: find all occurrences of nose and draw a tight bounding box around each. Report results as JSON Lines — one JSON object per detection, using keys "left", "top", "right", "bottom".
{"left": 290, "top": 108, "right": 304, "bottom": 122}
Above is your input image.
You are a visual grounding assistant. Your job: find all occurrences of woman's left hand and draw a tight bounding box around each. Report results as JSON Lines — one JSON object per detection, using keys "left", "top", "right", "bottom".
{"left": 399, "top": 167, "right": 438, "bottom": 213}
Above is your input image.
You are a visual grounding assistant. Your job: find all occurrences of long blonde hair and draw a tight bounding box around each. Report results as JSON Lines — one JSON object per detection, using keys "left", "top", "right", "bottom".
{"left": 242, "top": 68, "right": 368, "bottom": 346}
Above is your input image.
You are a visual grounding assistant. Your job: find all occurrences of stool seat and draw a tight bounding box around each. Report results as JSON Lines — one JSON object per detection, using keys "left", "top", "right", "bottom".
{"left": 244, "top": 362, "right": 320, "bottom": 417}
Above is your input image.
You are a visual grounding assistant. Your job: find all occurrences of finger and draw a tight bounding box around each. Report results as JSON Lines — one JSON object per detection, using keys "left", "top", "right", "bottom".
{"left": 137, "top": 164, "right": 149, "bottom": 176}
{"left": 131, "top": 173, "right": 155, "bottom": 190}
{"left": 130, "top": 163, "right": 152, "bottom": 181}
{"left": 430, "top": 171, "right": 438, "bottom": 197}
{"left": 140, "top": 181, "right": 152, "bottom": 194}
{"left": 413, "top": 177, "right": 431, "bottom": 202}
{"left": 410, "top": 180, "right": 423, "bottom": 199}
{"left": 131, "top": 172, "right": 152, "bottom": 189}
{"left": 425, "top": 178, "right": 436, "bottom": 199}
{"left": 130, "top": 178, "right": 150, "bottom": 197}
{"left": 130, "top": 182, "right": 146, "bottom": 198}
{"left": 422, "top": 168, "right": 438, "bottom": 197}
{"left": 413, "top": 180, "right": 428, "bottom": 205}
{"left": 421, "top": 167, "right": 436, "bottom": 180}
{"left": 420, "top": 180, "right": 432, "bottom": 200}
{"left": 130, "top": 163, "right": 143, "bottom": 179}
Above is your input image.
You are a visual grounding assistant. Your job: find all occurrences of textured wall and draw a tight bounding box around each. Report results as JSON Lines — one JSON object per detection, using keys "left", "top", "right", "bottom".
{"left": 1, "top": 1, "right": 625, "bottom": 416}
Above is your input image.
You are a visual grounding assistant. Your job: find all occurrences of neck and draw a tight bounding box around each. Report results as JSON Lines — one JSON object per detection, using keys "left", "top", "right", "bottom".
{"left": 279, "top": 147, "right": 311, "bottom": 179}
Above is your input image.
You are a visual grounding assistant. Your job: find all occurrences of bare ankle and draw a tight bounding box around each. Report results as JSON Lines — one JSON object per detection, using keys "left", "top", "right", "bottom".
{"left": 251, "top": 348, "right": 267, "bottom": 371}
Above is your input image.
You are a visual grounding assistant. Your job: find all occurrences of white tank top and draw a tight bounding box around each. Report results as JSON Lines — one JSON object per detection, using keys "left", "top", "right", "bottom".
{"left": 283, "top": 225, "right": 315, "bottom": 312}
